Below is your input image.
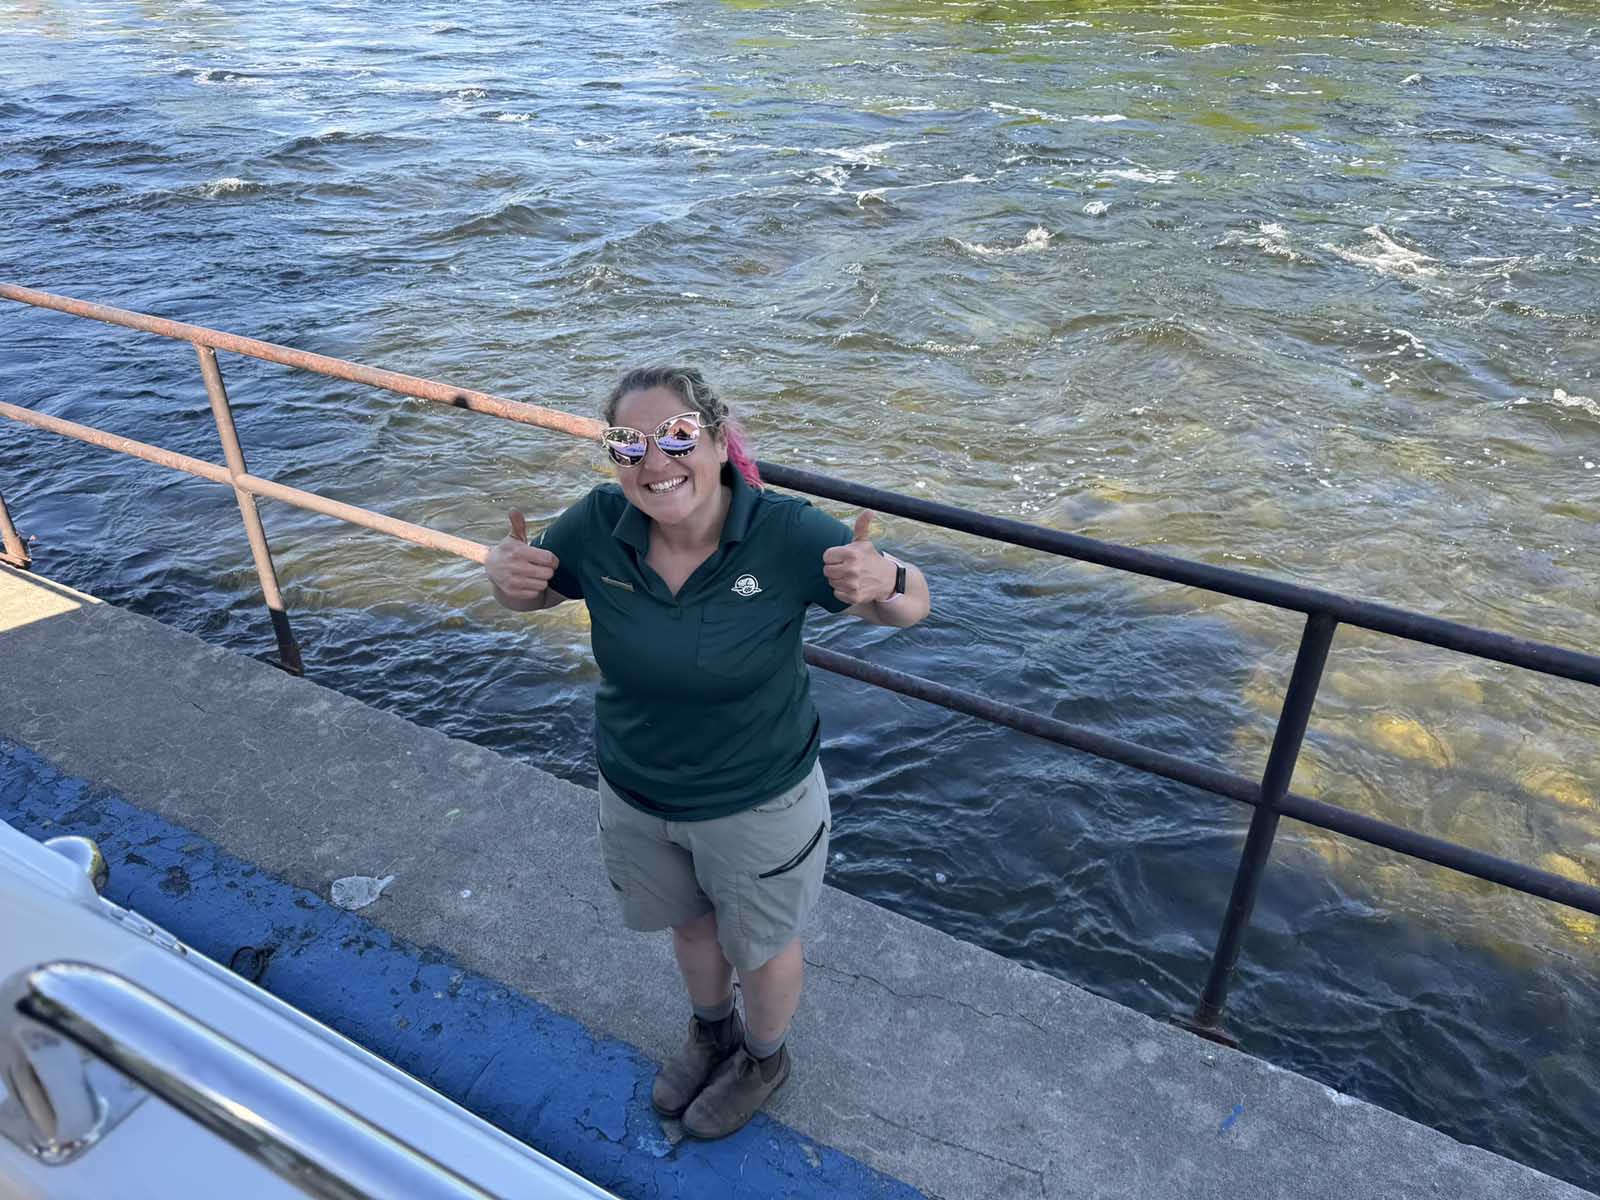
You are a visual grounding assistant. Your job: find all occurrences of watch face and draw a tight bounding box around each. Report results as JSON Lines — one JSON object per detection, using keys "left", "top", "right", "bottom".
{"left": 893, "top": 563, "right": 907, "bottom": 596}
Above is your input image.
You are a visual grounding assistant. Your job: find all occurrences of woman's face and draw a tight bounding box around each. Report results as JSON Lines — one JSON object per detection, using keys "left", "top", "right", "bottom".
{"left": 611, "top": 385, "right": 729, "bottom": 528}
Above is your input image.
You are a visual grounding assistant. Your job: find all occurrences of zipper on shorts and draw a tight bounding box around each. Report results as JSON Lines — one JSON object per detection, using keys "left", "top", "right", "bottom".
{"left": 758, "top": 822, "right": 826, "bottom": 879}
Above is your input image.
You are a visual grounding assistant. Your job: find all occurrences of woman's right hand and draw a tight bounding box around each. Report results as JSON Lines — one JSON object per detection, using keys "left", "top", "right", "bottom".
{"left": 486, "top": 510, "right": 561, "bottom": 609}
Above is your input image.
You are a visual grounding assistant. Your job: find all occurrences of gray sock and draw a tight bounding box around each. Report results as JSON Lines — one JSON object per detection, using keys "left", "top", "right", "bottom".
{"left": 744, "top": 1028, "right": 786, "bottom": 1062}
{"left": 693, "top": 993, "right": 735, "bottom": 1025}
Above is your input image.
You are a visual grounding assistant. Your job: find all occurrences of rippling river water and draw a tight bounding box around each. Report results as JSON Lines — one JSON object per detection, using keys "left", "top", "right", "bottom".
{"left": 2, "top": 0, "right": 1597, "bottom": 1188}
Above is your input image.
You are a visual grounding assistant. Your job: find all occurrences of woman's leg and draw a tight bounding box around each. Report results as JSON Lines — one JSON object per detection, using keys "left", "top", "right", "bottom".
{"left": 737, "top": 937, "right": 803, "bottom": 1049}
{"left": 671, "top": 909, "right": 734, "bottom": 1008}
{"left": 653, "top": 909, "right": 744, "bottom": 1119}
{"left": 677, "top": 764, "right": 828, "bottom": 1136}
{"left": 680, "top": 937, "right": 800, "bottom": 1138}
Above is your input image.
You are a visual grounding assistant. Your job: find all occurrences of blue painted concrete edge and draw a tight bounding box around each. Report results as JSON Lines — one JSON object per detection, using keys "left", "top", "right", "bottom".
{"left": 0, "top": 737, "right": 924, "bottom": 1200}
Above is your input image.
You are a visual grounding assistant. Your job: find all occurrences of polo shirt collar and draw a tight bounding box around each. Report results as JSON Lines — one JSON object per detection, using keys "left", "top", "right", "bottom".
{"left": 612, "top": 497, "right": 651, "bottom": 552}
{"left": 720, "top": 464, "right": 757, "bottom": 546}
{"left": 610, "top": 463, "right": 756, "bottom": 552}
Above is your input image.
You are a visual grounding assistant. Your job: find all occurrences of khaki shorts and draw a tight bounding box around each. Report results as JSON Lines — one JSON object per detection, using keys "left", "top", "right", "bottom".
{"left": 595, "top": 761, "right": 831, "bottom": 971}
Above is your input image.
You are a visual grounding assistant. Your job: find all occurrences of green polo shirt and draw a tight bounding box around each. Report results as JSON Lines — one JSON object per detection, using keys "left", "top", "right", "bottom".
{"left": 535, "top": 465, "right": 854, "bottom": 821}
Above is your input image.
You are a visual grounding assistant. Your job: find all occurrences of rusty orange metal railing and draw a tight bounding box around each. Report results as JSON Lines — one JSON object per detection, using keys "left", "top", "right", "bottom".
{"left": 0, "top": 282, "right": 602, "bottom": 672}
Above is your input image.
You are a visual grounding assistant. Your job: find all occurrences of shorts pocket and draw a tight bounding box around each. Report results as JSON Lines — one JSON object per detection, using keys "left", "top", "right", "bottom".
{"left": 595, "top": 781, "right": 635, "bottom": 897}
{"left": 758, "top": 821, "right": 827, "bottom": 879}
{"left": 737, "top": 817, "right": 830, "bottom": 964}
{"left": 596, "top": 815, "right": 631, "bottom": 895}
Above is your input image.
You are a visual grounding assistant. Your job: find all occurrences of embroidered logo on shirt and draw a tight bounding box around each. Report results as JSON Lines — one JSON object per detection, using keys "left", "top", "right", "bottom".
{"left": 601, "top": 576, "right": 635, "bottom": 592}
{"left": 731, "top": 574, "right": 762, "bottom": 597}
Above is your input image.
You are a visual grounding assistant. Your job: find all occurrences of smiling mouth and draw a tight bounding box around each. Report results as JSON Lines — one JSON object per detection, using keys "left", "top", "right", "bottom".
{"left": 646, "top": 477, "right": 686, "bottom": 495}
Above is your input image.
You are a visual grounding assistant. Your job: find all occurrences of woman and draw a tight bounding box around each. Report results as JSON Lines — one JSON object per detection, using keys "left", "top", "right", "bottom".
{"left": 485, "top": 366, "right": 930, "bottom": 1139}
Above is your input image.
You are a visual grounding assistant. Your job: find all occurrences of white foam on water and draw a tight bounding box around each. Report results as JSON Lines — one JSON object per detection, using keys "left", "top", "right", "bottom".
{"left": 855, "top": 174, "right": 985, "bottom": 207}
{"left": 1320, "top": 224, "right": 1437, "bottom": 278}
{"left": 1083, "top": 200, "right": 1109, "bottom": 217}
{"left": 813, "top": 164, "right": 850, "bottom": 191}
{"left": 201, "top": 177, "right": 256, "bottom": 198}
{"left": 1553, "top": 388, "right": 1600, "bottom": 419}
{"left": 816, "top": 141, "right": 909, "bottom": 166}
{"left": 989, "top": 101, "right": 1060, "bottom": 122}
{"left": 1219, "top": 222, "right": 1312, "bottom": 263}
{"left": 915, "top": 68, "right": 1017, "bottom": 85}
{"left": 662, "top": 132, "right": 732, "bottom": 150}
{"left": 952, "top": 225, "right": 1052, "bottom": 257}
{"left": 192, "top": 67, "right": 260, "bottom": 86}
{"left": 1254, "top": 223, "right": 1304, "bottom": 260}
{"left": 1401, "top": 72, "right": 1424, "bottom": 85}
{"left": 495, "top": 112, "right": 532, "bottom": 123}
{"left": 1097, "top": 167, "right": 1179, "bottom": 184}
{"left": 1387, "top": 328, "right": 1428, "bottom": 355}
{"left": 1510, "top": 388, "right": 1600, "bottom": 420}
{"left": 989, "top": 102, "right": 1124, "bottom": 124}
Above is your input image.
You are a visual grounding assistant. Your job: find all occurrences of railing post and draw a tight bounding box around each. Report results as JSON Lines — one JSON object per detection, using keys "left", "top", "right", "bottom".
{"left": 1175, "top": 611, "right": 1338, "bottom": 1047}
{"left": 195, "top": 345, "right": 304, "bottom": 676}
{"left": 0, "top": 490, "right": 29, "bottom": 568}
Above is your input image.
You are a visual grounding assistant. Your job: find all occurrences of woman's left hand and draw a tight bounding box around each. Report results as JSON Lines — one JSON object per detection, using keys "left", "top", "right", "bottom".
{"left": 822, "top": 511, "right": 898, "bottom": 606}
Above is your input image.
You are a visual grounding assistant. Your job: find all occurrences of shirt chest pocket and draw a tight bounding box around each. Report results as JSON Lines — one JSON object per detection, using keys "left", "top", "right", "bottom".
{"left": 696, "top": 597, "right": 798, "bottom": 682}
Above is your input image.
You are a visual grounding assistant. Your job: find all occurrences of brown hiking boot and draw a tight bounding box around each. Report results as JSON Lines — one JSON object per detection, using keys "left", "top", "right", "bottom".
{"left": 681, "top": 1045, "right": 791, "bottom": 1140}
{"left": 651, "top": 1011, "right": 744, "bottom": 1118}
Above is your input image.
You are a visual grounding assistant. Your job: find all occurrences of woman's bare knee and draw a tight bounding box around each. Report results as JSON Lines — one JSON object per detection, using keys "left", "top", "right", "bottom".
{"left": 672, "top": 909, "right": 719, "bottom": 942}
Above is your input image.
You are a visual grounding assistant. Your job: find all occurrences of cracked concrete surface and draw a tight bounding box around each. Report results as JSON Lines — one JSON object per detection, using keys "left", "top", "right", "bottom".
{"left": 1, "top": 564, "right": 1592, "bottom": 1200}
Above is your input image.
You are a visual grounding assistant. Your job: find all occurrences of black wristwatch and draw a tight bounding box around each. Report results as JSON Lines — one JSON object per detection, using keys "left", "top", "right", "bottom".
{"left": 882, "top": 553, "right": 907, "bottom": 603}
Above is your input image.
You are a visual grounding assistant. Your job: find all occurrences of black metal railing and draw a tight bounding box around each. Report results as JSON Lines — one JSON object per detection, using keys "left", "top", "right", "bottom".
{"left": 765, "top": 465, "right": 1600, "bottom": 1042}
{"left": 4, "top": 282, "right": 1598, "bottom": 1048}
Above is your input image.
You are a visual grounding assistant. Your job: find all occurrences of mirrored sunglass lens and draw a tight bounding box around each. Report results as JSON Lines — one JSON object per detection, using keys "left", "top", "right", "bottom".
{"left": 656, "top": 416, "right": 700, "bottom": 454}
{"left": 602, "top": 429, "right": 648, "bottom": 463}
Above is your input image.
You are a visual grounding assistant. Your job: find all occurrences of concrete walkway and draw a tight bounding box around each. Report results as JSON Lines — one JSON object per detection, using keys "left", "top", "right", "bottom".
{"left": 1, "top": 562, "right": 1591, "bottom": 1200}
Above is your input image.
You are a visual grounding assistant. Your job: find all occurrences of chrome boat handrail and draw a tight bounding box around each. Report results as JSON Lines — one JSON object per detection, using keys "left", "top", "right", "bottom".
{"left": 6, "top": 962, "right": 496, "bottom": 1199}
